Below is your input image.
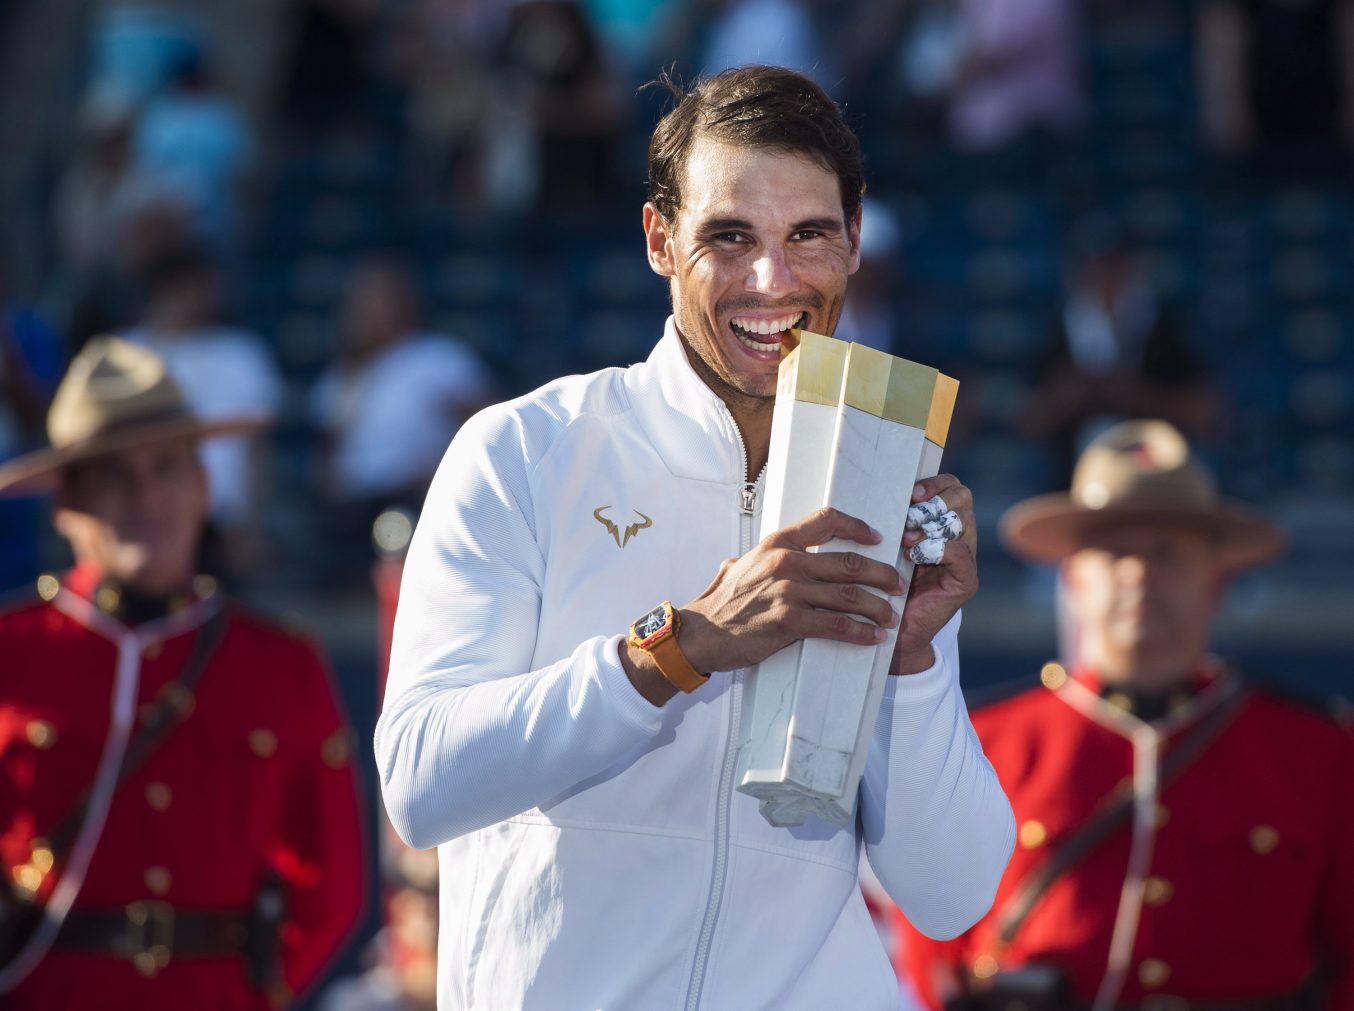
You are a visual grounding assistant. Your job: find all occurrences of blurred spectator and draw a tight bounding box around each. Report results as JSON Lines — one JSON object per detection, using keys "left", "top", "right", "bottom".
{"left": 135, "top": 48, "right": 255, "bottom": 259}
{"left": 0, "top": 264, "right": 65, "bottom": 592}
{"left": 836, "top": 196, "right": 904, "bottom": 355}
{"left": 701, "top": 0, "right": 831, "bottom": 86}
{"left": 53, "top": 88, "right": 184, "bottom": 275}
{"left": 492, "top": 1, "right": 628, "bottom": 212}
{"left": 584, "top": 0, "right": 683, "bottom": 79}
{"left": 392, "top": 0, "right": 503, "bottom": 204}
{"left": 1197, "top": 0, "right": 1354, "bottom": 176}
{"left": 1019, "top": 214, "right": 1223, "bottom": 485}
{"left": 59, "top": 197, "right": 200, "bottom": 356}
{"left": 119, "top": 245, "right": 283, "bottom": 581}
{"left": 308, "top": 257, "right": 495, "bottom": 539}
{"left": 898, "top": 0, "right": 1086, "bottom": 155}
{"left": 88, "top": 3, "right": 204, "bottom": 103}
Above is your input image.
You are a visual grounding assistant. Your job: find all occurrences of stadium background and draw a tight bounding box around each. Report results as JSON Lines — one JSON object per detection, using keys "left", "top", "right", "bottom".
{"left": 1, "top": 0, "right": 1350, "bottom": 1002}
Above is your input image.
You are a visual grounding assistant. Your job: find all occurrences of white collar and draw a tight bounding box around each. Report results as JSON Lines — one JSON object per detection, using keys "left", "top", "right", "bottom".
{"left": 624, "top": 317, "right": 749, "bottom": 485}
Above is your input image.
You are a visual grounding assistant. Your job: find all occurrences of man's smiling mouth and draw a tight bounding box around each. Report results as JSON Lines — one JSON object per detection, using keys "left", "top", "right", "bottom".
{"left": 729, "top": 311, "right": 806, "bottom": 352}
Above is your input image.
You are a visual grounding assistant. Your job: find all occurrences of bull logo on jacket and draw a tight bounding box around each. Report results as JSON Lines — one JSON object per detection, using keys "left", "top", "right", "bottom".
{"left": 593, "top": 506, "right": 652, "bottom": 548}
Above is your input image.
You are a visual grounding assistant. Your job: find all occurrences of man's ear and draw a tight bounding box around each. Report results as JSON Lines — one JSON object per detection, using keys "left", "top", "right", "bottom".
{"left": 643, "top": 203, "right": 676, "bottom": 278}
{"left": 846, "top": 203, "right": 863, "bottom": 274}
{"left": 1059, "top": 557, "right": 1083, "bottom": 614}
{"left": 50, "top": 471, "right": 82, "bottom": 540}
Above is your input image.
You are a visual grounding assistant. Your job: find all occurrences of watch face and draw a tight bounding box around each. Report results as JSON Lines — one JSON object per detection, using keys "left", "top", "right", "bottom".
{"left": 634, "top": 605, "right": 667, "bottom": 640}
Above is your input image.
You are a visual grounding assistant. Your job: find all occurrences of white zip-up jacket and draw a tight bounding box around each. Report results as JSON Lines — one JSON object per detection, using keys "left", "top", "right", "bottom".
{"left": 377, "top": 320, "right": 1015, "bottom": 1010}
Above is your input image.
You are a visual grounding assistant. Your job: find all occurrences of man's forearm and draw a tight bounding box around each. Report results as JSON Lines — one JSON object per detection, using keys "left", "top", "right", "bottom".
{"left": 860, "top": 632, "right": 1015, "bottom": 940}
{"left": 377, "top": 636, "right": 662, "bottom": 849}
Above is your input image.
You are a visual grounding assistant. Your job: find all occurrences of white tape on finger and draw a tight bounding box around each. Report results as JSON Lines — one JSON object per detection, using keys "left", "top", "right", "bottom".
{"left": 908, "top": 537, "right": 946, "bottom": 566}
{"left": 906, "top": 494, "right": 949, "bottom": 530}
{"left": 921, "top": 510, "right": 964, "bottom": 542}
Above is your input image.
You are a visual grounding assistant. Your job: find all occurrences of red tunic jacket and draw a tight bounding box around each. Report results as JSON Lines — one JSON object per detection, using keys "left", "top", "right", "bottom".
{"left": 895, "top": 663, "right": 1354, "bottom": 1009}
{"left": 0, "top": 565, "right": 367, "bottom": 1008}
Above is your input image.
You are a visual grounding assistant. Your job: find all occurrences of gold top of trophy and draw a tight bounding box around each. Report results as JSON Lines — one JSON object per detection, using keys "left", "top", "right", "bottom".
{"left": 779, "top": 330, "right": 957, "bottom": 444}
{"left": 925, "top": 374, "right": 959, "bottom": 448}
{"left": 779, "top": 329, "right": 847, "bottom": 407}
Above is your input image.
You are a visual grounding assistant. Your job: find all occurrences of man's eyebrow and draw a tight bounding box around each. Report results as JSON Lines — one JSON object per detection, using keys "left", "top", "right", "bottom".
{"left": 696, "top": 216, "right": 846, "bottom": 234}
{"left": 696, "top": 217, "right": 755, "bottom": 233}
{"left": 792, "top": 217, "right": 844, "bottom": 233}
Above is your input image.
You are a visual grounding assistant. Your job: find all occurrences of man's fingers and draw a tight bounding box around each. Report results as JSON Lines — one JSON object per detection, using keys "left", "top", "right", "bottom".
{"left": 799, "top": 549, "right": 905, "bottom": 594}
{"left": 799, "top": 581, "right": 898, "bottom": 629}
{"left": 908, "top": 537, "right": 947, "bottom": 566}
{"left": 912, "top": 475, "right": 972, "bottom": 514}
{"left": 908, "top": 532, "right": 978, "bottom": 574}
{"left": 921, "top": 510, "right": 964, "bottom": 542}
{"left": 772, "top": 506, "right": 881, "bottom": 551}
{"left": 906, "top": 494, "right": 949, "bottom": 530}
{"left": 799, "top": 608, "right": 890, "bottom": 646}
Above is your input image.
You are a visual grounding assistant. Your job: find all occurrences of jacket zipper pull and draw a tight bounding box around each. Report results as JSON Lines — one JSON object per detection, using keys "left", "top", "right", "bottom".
{"left": 739, "top": 483, "right": 757, "bottom": 515}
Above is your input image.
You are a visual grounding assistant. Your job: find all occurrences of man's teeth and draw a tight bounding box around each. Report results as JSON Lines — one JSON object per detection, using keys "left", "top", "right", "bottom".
{"left": 738, "top": 334, "right": 780, "bottom": 352}
{"left": 731, "top": 312, "right": 804, "bottom": 336}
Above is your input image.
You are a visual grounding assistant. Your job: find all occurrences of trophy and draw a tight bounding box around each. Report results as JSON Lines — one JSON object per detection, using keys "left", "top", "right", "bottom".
{"left": 736, "top": 331, "right": 958, "bottom": 827}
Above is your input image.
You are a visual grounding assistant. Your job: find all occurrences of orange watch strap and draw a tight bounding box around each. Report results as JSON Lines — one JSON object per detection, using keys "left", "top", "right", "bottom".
{"left": 648, "top": 626, "right": 706, "bottom": 694}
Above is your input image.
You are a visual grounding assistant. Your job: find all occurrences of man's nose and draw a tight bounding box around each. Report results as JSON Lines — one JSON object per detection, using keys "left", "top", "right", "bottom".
{"left": 1115, "top": 554, "right": 1150, "bottom": 586}
{"left": 129, "top": 472, "right": 170, "bottom": 512}
{"left": 747, "top": 246, "right": 796, "bottom": 296}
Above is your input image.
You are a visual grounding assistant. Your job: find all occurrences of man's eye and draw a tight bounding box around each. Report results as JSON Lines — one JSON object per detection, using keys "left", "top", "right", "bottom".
{"left": 792, "top": 230, "right": 822, "bottom": 241}
{"left": 714, "top": 232, "right": 745, "bottom": 243}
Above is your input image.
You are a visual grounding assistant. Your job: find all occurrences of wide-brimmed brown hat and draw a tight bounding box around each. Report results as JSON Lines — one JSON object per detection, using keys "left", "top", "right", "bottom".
{"left": 999, "top": 419, "right": 1285, "bottom": 569}
{"left": 0, "top": 336, "right": 265, "bottom": 494}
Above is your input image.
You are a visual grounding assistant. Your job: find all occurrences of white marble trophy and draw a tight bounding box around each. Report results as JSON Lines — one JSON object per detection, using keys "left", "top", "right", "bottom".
{"left": 736, "top": 331, "right": 958, "bottom": 827}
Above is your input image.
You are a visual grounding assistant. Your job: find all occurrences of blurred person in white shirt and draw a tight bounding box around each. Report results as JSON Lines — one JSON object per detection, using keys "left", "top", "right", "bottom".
{"left": 120, "top": 244, "right": 282, "bottom": 581}
{"left": 309, "top": 256, "right": 496, "bottom": 544}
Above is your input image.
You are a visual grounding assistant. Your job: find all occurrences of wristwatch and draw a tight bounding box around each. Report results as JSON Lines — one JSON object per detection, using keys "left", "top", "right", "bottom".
{"left": 628, "top": 601, "right": 707, "bottom": 694}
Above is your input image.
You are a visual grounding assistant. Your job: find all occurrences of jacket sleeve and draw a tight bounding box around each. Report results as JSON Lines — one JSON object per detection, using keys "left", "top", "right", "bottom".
{"left": 859, "top": 614, "right": 1016, "bottom": 941}
{"left": 892, "top": 903, "right": 972, "bottom": 1010}
{"left": 274, "top": 640, "right": 368, "bottom": 995}
{"left": 374, "top": 408, "right": 664, "bottom": 851}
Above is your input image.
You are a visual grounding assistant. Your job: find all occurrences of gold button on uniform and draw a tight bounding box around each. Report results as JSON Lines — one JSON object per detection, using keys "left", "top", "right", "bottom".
{"left": 95, "top": 586, "right": 121, "bottom": 613}
{"left": 249, "top": 728, "right": 278, "bottom": 758}
{"left": 36, "top": 574, "right": 59, "bottom": 601}
{"left": 1105, "top": 691, "right": 1134, "bottom": 713}
{"left": 322, "top": 729, "right": 351, "bottom": 769}
{"left": 143, "top": 640, "right": 163, "bottom": 660}
{"left": 1138, "top": 958, "right": 1171, "bottom": 988}
{"left": 1019, "top": 820, "right": 1048, "bottom": 849}
{"left": 1250, "top": 825, "right": 1280, "bottom": 854}
{"left": 12, "top": 864, "right": 43, "bottom": 894}
{"left": 144, "top": 866, "right": 171, "bottom": 896}
{"left": 1143, "top": 876, "right": 1174, "bottom": 907}
{"left": 971, "top": 954, "right": 1000, "bottom": 980}
{"left": 145, "top": 782, "right": 173, "bottom": 812}
{"left": 1039, "top": 662, "right": 1067, "bottom": 690}
{"left": 161, "top": 683, "right": 195, "bottom": 719}
{"left": 26, "top": 720, "right": 56, "bottom": 749}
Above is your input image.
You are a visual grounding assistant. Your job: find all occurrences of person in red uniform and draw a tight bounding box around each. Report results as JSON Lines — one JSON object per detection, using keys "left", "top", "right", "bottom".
{"left": 0, "top": 337, "right": 366, "bottom": 1008}
{"left": 895, "top": 419, "right": 1354, "bottom": 1010}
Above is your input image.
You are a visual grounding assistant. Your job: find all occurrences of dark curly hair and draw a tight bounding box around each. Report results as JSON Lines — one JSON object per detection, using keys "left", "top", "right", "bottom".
{"left": 646, "top": 66, "right": 864, "bottom": 227}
